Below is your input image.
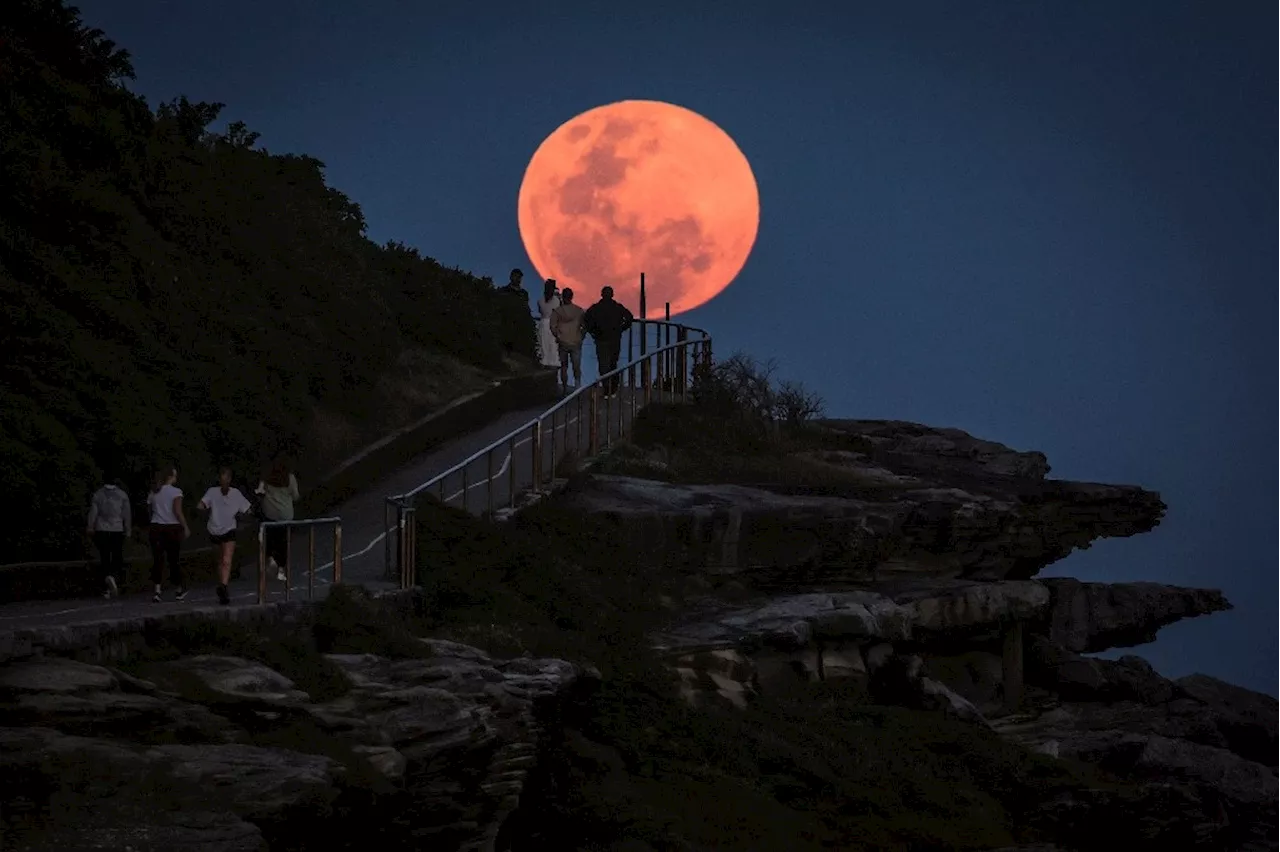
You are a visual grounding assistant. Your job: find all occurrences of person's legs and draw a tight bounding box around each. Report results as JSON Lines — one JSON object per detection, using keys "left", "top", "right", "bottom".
{"left": 216, "top": 538, "right": 235, "bottom": 604}
{"left": 266, "top": 525, "right": 288, "bottom": 580}
{"left": 148, "top": 525, "right": 165, "bottom": 596}
{"left": 598, "top": 337, "right": 621, "bottom": 394}
{"left": 165, "top": 526, "right": 185, "bottom": 597}
{"left": 96, "top": 531, "right": 123, "bottom": 596}
{"left": 559, "top": 344, "right": 571, "bottom": 389}
{"left": 569, "top": 344, "right": 583, "bottom": 386}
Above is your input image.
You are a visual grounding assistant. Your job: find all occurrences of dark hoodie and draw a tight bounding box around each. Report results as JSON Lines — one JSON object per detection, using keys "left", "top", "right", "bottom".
{"left": 584, "top": 297, "right": 634, "bottom": 340}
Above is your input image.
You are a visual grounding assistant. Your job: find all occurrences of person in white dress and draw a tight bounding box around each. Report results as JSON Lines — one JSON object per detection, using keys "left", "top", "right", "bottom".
{"left": 536, "top": 278, "right": 562, "bottom": 369}
{"left": 198, "top": 466, "right": 253, "bottom": 606}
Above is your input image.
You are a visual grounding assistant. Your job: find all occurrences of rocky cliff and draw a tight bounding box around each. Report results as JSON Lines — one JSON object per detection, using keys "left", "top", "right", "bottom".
{"left": 0, "top": 417, "right": 1272, "bottom": 851}
{"left": 0, "top": 632, "right": 585, "bottom": 851}
{"left": 570, "top": 417, "right": 1275, "bottom": 850}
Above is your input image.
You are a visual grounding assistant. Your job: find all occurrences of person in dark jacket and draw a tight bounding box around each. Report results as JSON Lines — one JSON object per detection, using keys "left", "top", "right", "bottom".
{"left": 583, "top": 286, "right": 634, "bottom": 397}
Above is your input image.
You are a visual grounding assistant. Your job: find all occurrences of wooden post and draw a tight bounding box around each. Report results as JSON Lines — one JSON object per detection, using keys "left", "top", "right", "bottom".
{"left": 1002, "top": 620, "right": 1025, "bottom": 711}
{"left": 257, "top": 523, "right": 267, "bottom": 605}
{"left": 332, "top": 524, "right": 342, "bottom": 585}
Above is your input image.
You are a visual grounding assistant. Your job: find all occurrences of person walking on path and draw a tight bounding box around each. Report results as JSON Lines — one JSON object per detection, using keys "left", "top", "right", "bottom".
{"left": 584, "top": 286, "right": 634, "bottom": 397}
{"left": 536, "top": 278, "right": 562, "bottom": 368}
{"left": 146, "top": 464, "right": 189, "bottom": 602}
{"left": 256, "top": 459, "right": 299, "bottom": 581}
{"left": 550, "top": 287, "right": 586, "bottom": 391}
{"left": 198, "top": 466, "right": 252, "bottom": 606}
{"left": 87, "top": 474, "right": 131, "bottom": 599}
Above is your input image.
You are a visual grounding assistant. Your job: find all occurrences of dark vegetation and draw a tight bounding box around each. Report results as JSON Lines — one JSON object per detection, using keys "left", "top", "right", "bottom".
{"left": 0, "top": 0, "right": 535, "bottom": 563}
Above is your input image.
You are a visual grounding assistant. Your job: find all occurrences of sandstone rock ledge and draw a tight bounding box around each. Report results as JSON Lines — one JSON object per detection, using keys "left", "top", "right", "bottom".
{"left": 0, "top": 641, "right": 587, "bottom": 852}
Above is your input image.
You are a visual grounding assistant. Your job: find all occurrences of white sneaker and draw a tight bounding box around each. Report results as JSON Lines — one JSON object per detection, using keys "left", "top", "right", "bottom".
{"left": 269, "top": 557, "right": 286, "bottom": 581}
{"left": 105, "top": 576, "right": 118, "bottom": 598}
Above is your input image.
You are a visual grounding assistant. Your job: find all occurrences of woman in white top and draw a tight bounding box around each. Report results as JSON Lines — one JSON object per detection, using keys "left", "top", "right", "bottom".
{"left": 198, "top": 466, "right": 253, "bottom": 606}
{"left": 146, "top": 463, "right": 190, "bottom": 603}
{"left": 536, "top": 278, "right": 562, "bottom": 369}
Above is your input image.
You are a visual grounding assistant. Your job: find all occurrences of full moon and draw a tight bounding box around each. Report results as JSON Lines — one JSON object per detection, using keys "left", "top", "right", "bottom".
{"left": 517, "top": 100, "right": 759, "bottom": 317}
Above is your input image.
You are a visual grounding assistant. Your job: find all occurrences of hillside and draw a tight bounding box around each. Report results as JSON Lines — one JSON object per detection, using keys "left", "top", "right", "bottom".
{"left": 0, "top": 0, "right": 535, "bottom": 563}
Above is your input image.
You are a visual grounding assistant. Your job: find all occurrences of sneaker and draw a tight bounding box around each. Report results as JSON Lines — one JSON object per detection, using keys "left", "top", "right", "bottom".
{"left": 270, "top": 557, "right": 286, "bottom": 582}
{"left": 105, "top": 576, "right": 118, "bottom": 597}
{"left": 174, "top": 587, "right": 188, "bottom": 602}
{"left": 152, "top": 591, "right": 162, "bottom": 603}
{"left": 216, "top": 584, "right": 230, "bottom": 606}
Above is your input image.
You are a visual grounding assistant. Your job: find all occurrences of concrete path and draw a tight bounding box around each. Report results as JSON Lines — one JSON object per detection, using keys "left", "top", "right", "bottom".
{"left": 0, "top": 383, "right": 656, "bottom": 629}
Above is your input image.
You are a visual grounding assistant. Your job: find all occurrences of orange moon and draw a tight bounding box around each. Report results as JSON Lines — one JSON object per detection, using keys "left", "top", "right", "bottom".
{"left": 517, "top": 100, "right": 759, "bottom": 317}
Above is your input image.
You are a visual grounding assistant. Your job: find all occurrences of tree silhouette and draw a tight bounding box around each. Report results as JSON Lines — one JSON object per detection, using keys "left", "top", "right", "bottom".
{"left": 0, "top": 0, "right": 536, "bottom": 562}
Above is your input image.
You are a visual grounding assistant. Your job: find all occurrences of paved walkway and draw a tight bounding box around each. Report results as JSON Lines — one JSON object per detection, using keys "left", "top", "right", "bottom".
{"left": 0, "top": 384, "right": 653, "bottom": 629}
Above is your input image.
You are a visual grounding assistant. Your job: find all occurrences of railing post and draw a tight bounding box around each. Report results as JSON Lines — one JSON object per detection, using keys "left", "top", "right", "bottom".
{"left": 308, "top": 525, "right": 315, "bottom": 600}
{"left": 257, "top": 523, "right": 267, "bottom": 605}
{"left": 383, "top": 500, "right": 392, "bottom": 580}
{"left": 644, "top": 353, "right": 653, "bottom": 406}
{"left": 282, "top": 523, "right": 291, "bottom": 602}
{"left": 333, "top": 523, "right": 343, "bottom": 586}
{"left": 549, "top": 408, "right": 557, "bottom": 488}
{"left": 486, "top": 448, "right": 494, "bottom": 517}
{"left": 531, "top": 420, "right": 542, "bottom": 493}
{"left": 655, "top": 346, "right": 664, "bottom": 403}
{"left": 405, "top": 506, "right": 417, "bottom": 588}
{"left": 677, "top": 326, "right": 687, "bottom": 398}
{"left": 396, "top": 503, "right": 407, "bottom": 589}
{"left": 508, "top": 435, "right": 517, "bottom": 509}
{"left": 588, "top": 390, "right": 600, "bottom": 455}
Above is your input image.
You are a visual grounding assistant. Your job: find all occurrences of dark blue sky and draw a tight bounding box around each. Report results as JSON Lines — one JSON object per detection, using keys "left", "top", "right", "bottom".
{"left": 78, "top": 1, "right": 1275, "bottom": 695}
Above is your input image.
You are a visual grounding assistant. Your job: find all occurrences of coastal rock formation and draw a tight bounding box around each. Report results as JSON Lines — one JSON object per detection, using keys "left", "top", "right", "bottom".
{"left": 0, "top": 644, "right": 584, "bottom": 851}
{"left": 585, "top": 418, "right": 1271, "bottom": 846}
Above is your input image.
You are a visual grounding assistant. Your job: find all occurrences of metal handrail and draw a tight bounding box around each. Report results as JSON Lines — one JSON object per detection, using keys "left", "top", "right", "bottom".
{"left": 384, "top": 319, "right": 712, "bottom": 586}
{"left": 257, "top": 516, "right": 342, "bottom": 605}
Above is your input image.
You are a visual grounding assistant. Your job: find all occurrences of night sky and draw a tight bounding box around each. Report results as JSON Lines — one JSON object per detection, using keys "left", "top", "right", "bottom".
{"left": 77, "top": 1, "right": 1275, "bottom": 695}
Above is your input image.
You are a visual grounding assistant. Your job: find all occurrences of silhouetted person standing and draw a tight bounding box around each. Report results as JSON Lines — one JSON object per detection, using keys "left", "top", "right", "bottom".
{"left": 550, "top": 287, "right": 586, "bottom": 390}
{"left": 502, "top": 267, "right": 526, "bottom": 296}
{"left": 584, "top": 286, "right": 634, "bottom": 397}
{"left": 87, "top": 474, "right": 131, "bottom": 599}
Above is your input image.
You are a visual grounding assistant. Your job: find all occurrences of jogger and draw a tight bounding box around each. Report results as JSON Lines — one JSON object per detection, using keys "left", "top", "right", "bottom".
{"left": 199, "top": 466, "right": 252, "bottom": 606}
{"left": 146, "top": 464, "right": 189, "bottom": 602}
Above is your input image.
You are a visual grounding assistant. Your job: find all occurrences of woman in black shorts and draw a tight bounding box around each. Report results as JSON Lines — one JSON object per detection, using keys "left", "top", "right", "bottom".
{"left": 198, "top": 466, "right": 252, "bottom": 605}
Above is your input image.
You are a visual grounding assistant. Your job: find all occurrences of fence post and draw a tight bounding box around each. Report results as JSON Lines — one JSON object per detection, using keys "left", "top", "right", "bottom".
{"left": 588, "top": 390, "right": 600, "bottom": 455}
{"left": 308, "top": 525, "right": 315, "bottom": 600}
{"left": 486, "top": 448, "right": 494, "bottom": 517}
{"left": 508, "top": 435, "right": 517, "bottom": 509}
{"left": 406, "top": 507, "right": 417, "bottom": 588}
{"left": 282, "top": 523, "right": 291, "bottom": 603}
{"left": 531, "top": 420, "right": 543, "bottom": 492}
{"left": 333, "top": 523, "right": 342, "bottom": 585}
{"left": 257, "top": 523, "right": 267, "bottom": 605}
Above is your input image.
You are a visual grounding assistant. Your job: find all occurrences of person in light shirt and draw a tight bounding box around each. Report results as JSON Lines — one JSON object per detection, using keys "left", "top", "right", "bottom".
{"left": 197, "top": 466, "right": 253, "bottom": 606}
{"left": 147, "top": 463, "right": 190, "bottom": 603}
